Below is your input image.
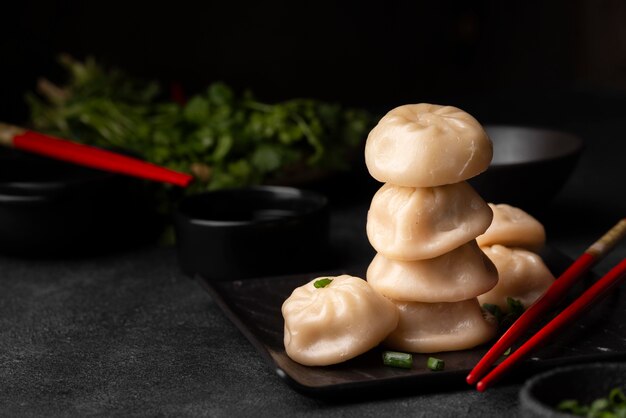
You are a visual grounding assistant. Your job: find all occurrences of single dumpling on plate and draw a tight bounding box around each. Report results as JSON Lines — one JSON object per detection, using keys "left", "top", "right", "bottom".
{"left": 367, "top": 182, "right": 493, "bottom": 260}
{"left": 364, "top": 103, "right": 493, "bottom": 187}
{"left": 476, "top": 203, "right": 546, "bottom": 252}
{"left": 282, "top": 275, "right": 399, "bottom": 366}
{"left": 477, "top": 245, "right": 555, "bottom": 312}
{"left": 367, "top": 240, "right": 498, "bottom": 302}
{"left": 384, "top": 298, "right": 497, "bottom": 353}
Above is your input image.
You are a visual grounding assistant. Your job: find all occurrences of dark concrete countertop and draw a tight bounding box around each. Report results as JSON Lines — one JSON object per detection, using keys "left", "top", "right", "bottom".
{"left": 0, "top": 245, "right": 525, "bottom": 417}
{"left": 1, "top": 92, "right": 626, "bottom": 416}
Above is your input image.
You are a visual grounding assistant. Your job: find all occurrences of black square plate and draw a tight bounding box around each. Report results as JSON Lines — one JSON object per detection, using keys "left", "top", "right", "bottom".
{"left": 198, "top": 247, "right": 626, "bottom": 397}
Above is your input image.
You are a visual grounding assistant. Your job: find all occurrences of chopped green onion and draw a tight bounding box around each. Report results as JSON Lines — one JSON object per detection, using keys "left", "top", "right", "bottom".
{"left": 427, "top": 357, "right": 445, "bottom": 371}
{"left": 503, "top": 347, "right": 511, "bottom": 356}
{"left": 313, "top": 278, "right": 333, "bottom": 288}
{"left": 382, "top": 351, "right": 413, "bottom": 369}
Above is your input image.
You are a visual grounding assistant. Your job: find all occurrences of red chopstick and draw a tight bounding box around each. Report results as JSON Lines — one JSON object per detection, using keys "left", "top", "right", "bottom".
{"left": 0, "top": 122, "right": 194, "bottom": 188}
{"left": 466, "top": 218, "right": 626, "bottom": 387}
{"left": 476, "top": 257, "right": 626, "bottom": 391}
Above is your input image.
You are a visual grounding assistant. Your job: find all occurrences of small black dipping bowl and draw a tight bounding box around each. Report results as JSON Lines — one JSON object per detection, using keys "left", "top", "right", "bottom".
{"left": 519, "top": 362, "right": 626, "bottom": 417}
{"left": 174, "top": 186, "right": 329, "bottom": 281}
{"left": 0, "top": 148, "right": 161, "bottom": 257}
{"left": 469, "top": 125, "right": 584, "bottom": 209}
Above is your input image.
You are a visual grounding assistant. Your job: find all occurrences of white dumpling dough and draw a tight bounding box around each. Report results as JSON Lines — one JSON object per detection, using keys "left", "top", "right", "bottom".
{"left": 478, "top": 245, "right": 555, "bottom": 312}
{"left": 385, "top": 298, "right": 497, "bottom": 353}
{"left": 282, "top": 275, "right": 399, "bottom": 366}
{"left": 367, "top": 182, "right": 493, "bottom": 260}
{"left": 364, "top": 103, "right": 493, "bottom": 187}
{"left": 367, "top": 240, "right": 498, "bottom": 303}
{"left": 477, "top": 203, "right": 546, "bottom": 252}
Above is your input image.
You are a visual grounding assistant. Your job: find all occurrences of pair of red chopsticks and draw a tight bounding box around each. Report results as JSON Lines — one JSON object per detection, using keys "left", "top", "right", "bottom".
{"left": 467, "top": 218, "right": 626, "bottom": 391}
{"left": 0, "top": 122, "right": 194, "bottom": 187}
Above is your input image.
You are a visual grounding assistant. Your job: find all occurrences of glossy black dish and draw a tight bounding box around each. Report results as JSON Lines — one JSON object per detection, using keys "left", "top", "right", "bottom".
{"left": 469, "top": 125, "right": 584, "bottom": 209}
{"left": 0, "top": 148, "right": 161, "bottom": 257}
{"left": 175, "top": 186, "right": 329, "bottom": 281}
{"left": 199, "top": 247, "right": 626, "bottom": 397}
{"left": 519, "top": 362, "right": 626, "bottom": 417}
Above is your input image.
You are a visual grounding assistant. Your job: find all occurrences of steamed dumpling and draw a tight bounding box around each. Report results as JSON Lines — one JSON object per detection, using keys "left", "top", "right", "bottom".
{"left": 477, "top": 203, "right": 546, "bottom": 252}
{"left": 364, "top": 104, "right": 493, "bottom": 187}
{"left": 367, "top": 240, "right": 498, "bottom": 302}
{"left": 385, "top": 298, "right": 497, "bottom": 353}
{"left": 478, "top": 245, "right": 555, "bottom": 312}
{"left": 367, "top": 182, "right": 493, "bottom": 260}
{"left": 282, "top": 275, "right": 399, "bottom": 366}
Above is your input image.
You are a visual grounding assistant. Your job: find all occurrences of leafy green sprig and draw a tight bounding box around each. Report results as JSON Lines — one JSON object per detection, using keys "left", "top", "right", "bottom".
{"left": 26, "top": 55, "right": 373, "bottom": 193}
{"left": 482, "top": 297, "right": 526, "bottom": 330}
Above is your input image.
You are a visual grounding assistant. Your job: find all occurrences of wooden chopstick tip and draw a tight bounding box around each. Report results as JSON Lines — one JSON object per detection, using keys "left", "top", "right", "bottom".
{"left": 0, "top": 122, "right": 25, "bottom": 147}
{"left": 585, "top": 218, "right": 626, "bottom": 257}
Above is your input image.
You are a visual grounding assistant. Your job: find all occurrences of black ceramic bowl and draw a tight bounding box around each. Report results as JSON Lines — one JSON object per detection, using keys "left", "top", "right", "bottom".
{"left": 469, "top": 125, "right": 584, "bottom": 209}
{"left": 519, "top": 362, "right": 626, "bottom": 417}
{"left": 174, "top": 186, "right": 329, "bottom": 281}
{"left": 0, "top": 148, "right": 161, "bottom": 257}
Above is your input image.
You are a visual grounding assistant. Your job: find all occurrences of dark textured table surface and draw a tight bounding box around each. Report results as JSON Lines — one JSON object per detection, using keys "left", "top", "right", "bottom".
{"left": 2, "top": 92, "right": 626, "bottom": 417}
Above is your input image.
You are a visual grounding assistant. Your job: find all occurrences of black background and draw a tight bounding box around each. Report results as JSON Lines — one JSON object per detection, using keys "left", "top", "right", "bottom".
{"left": 3, "top": 0, "right": 626, "bottom": 124}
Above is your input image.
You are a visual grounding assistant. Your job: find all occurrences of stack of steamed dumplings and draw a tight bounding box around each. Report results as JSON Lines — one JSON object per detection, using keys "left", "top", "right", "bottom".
{"left": 365, "top": 104, "right": 499, "bottom": 353}
{"left": 282, "top": 104, "right": 556, "bottom": 367}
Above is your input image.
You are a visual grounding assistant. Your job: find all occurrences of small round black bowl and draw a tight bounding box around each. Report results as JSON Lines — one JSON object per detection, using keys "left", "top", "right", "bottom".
{"left": 0, "top": 148, "right": 161, "bottom": 257}
{"left": 519, "top": 362, "right": 626, "bottom": 417}
{"left": 469, "top": 125, "right": 584, "bottom": 209}
{"left": 174, "top": 186, "right": 330, "bottom": 281}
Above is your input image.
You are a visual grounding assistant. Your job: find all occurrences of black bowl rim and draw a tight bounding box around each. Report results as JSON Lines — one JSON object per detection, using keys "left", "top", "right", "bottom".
{"left": 0, "top": 147, "right": 137, "bottom": 197}
{"left": 176, "top": 185, "right": 329, "bottom": 228}
{"left": 0, "top": 162, "right": 116, "bottom": 198}
{"left": 0, "top": 171, "right": 116, "bottom": 203}
{"left": 0, "top": 193, "right": 49, "bottom": 204}
{"left": 519, "top": 362, "right": 626, "bottom": 417}
{"left": 484, "top": 125, "right": 584, "bottom": 169}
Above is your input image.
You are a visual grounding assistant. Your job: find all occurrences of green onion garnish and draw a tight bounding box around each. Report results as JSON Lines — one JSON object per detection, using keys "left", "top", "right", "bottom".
{"left": 382, "top": 351, "right": 413, "bottom": 369}
{"left": 503, "top": 347, "right": 511, "bottom": 356}
{"left": 427, "top": 357, "right": 445, "bottom": 371}
{"left": 313, "top": 278, "right": 333, "bottom": 288}
{"left": 482, "top": 303, "right": 503, "bottom": 322}
{"left": 483, "top": 298, "right": 526, "bottom": 330}
{"left": 506, "top": 297, "right": 525, "bottom": 316}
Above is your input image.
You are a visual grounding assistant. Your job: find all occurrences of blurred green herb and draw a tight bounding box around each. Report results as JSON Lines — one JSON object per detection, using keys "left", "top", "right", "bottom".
{"left": 557, "top": 387, "right": 626, "bottom": 417}
{"left": 26, "top": 55, "right": 373, "bottom": 194}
